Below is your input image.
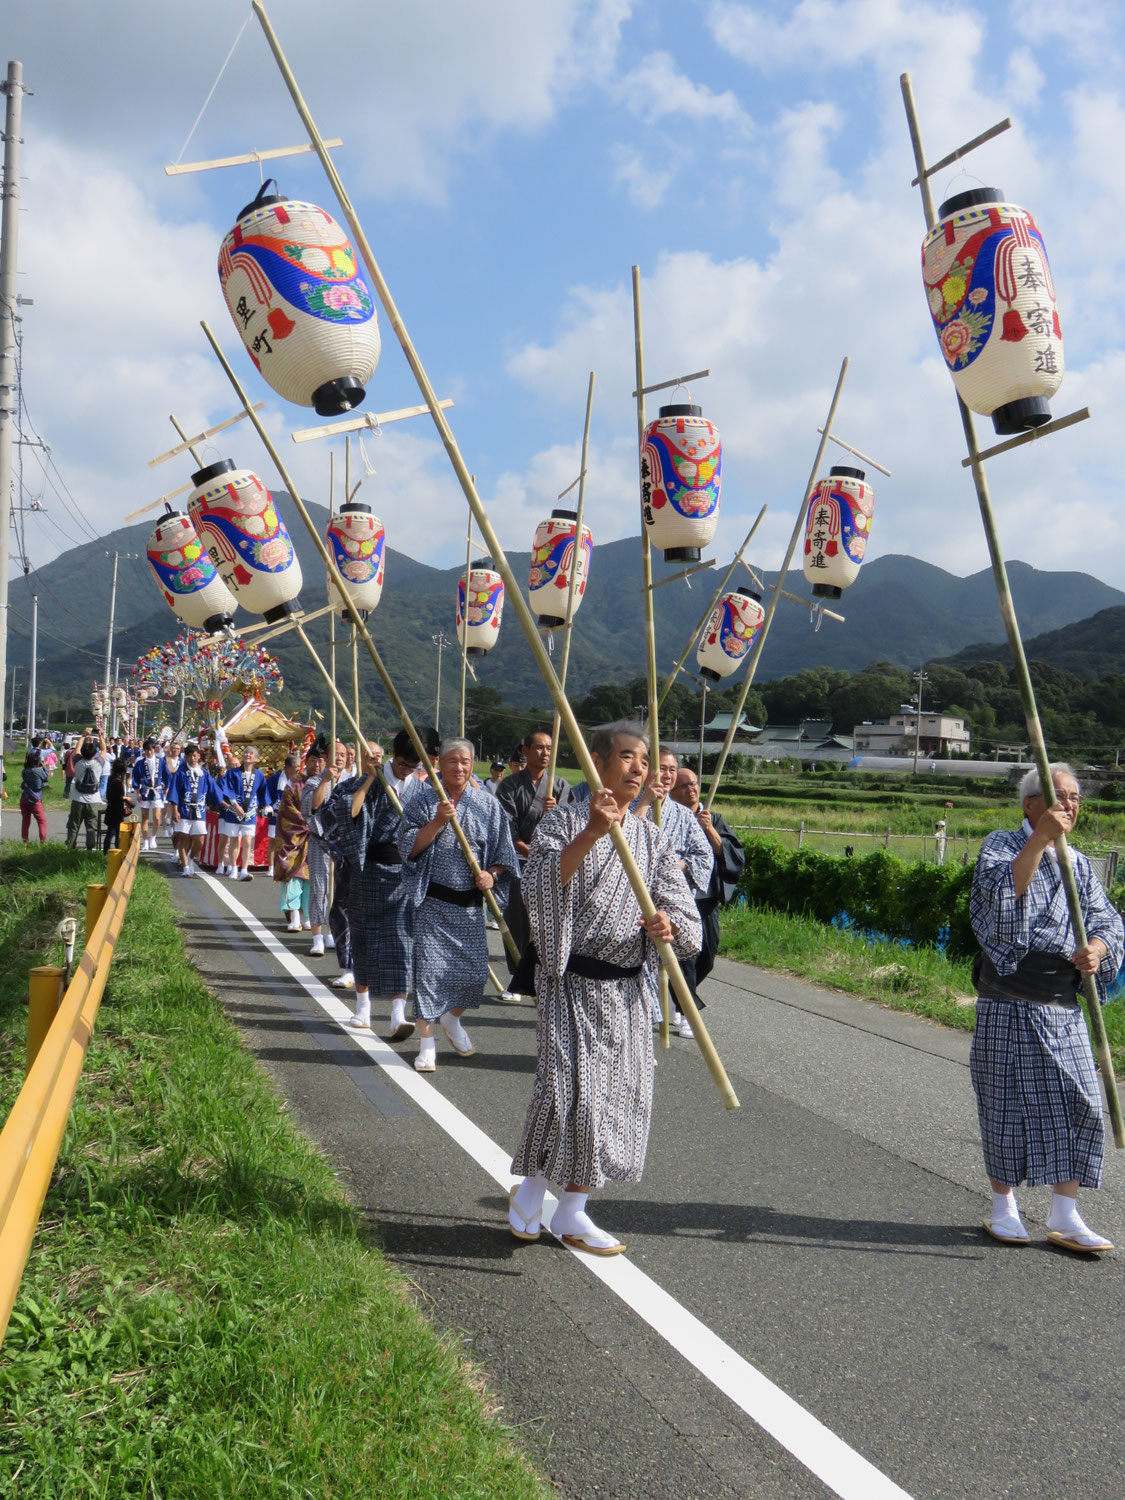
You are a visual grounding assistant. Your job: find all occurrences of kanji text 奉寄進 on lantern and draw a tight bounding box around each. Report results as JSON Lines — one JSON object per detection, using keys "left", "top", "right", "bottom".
{"left": 147, "top": 507, "right": 237, "bottom": 635}
{"left": 923, "top": 187, "right": 1063, "bottom": 434}
{"left": 803, "top": 466, "right": 874, "bottom": 600}
{"left": 457, "top": 568, "right": 504, "bottom": 657}
{"left": 326, "top": 500, "right": 385, "bottom": 619}
{"left": 528, "top": 509, "right": 593, "bottom": 628}
{"left": 640, "top": 403, "right": 721, "bottom": 563}
{"left": 696, "top": 587, "right": 764, "bottom": 681}
{"left": 219, "top": 181, "right": 382, "bottom": 417}
{"left": 188, "top": 459, "right": 303, "bottom": 624}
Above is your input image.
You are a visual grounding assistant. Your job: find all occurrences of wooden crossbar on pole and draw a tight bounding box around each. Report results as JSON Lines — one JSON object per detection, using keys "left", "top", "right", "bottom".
{"left": 291, "top": 398, "right": 455, "bottom": 444}
{"left": 165, "top": 139, "right": 343, "bottom": 176}
{"left": 249, "top": 0, "right": 738, "bottom": 1108}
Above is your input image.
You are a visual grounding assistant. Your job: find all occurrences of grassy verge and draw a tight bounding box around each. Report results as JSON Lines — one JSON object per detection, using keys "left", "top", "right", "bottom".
{"left": 0, "top": 844, "right": 546, "bottom": 1499}
{"left": 719, "top": 902, "right": 1125, "bottom": 1074}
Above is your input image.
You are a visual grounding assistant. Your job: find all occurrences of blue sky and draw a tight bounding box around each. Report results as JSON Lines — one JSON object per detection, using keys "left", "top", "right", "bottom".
{"left": 5, "top": 0, "right": 1125, "bottom": 598}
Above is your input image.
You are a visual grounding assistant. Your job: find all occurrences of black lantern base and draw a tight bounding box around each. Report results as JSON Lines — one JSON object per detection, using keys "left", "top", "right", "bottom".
{"left": 699, "top": 667, "right": 723, "bottom": 682}
{"left": 262, "top": 599, "right": 301, "bottom": 624}
{"left": 313, "top": 376, "right": 366, "bottom": 417}
{"left": 536, "top": 614, "right": 566, "bottom": 629}
{"left": 204, "top": 611, "right": 235, "bottom": 635}
{"left": 663, "top": 546, "right": 701, "bottom": 563}
{"left": 991, "top": 396, "right": 1051, "bottom": 435}
{"left": 466, "top": 646, "right": 487, "bottom": 659}
{"left": 811, "top": 584, "right": 842, "bottom": 600}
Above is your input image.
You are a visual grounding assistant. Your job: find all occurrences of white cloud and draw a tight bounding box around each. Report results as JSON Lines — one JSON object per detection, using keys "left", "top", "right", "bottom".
{"left": 611, "top": 144, "right": 677, "bottom": 209}
{"left": 707, "top": 0, "right": 984, "bottom": 71}
{"left": 616, "top": 50, "right": 752, "bottom": 131}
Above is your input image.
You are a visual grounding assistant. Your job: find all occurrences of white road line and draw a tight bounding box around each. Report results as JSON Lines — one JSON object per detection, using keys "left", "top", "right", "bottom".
{"left": 199, "top": 873, "right": 915, "bottom": 1500}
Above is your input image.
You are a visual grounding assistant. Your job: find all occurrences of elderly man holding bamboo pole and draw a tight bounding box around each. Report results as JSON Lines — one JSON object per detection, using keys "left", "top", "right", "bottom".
{"left": 508, "top": 722, "right": 701, "bottom": 1256}
{"left": 970, "top": 764, "right": 1123, "bottom": 1253}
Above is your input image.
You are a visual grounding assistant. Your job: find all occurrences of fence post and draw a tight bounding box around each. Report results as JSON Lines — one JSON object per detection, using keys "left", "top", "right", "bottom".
{"left": 106, "top": 847, "right": 125, "bottom": 888}
{"left": 797, "top": 820, "right": 805, "bottom": 849}
{"left": 86, "top": 884, "right": 107, "bottom": 943}
{"left": 118, "top": 822, "right": 135, "bottom": 854}
{"left": 26, "top": 966, "right": 65, "bottom": 1073}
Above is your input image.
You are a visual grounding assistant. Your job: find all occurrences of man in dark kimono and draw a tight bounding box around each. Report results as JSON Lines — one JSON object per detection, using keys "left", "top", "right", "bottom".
{"left": 669, "top": 765, "right": 746, "bottom": 995}
{"left": 496, "top": 727, "right": 571, "bottom": 991}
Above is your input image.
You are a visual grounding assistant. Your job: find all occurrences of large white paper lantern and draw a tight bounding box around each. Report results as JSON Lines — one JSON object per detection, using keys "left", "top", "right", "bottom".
{"left": 696, "top": 588, "right": 764, "bottom": 681}
{"left": 147, "top": 508, "right": 237, "bottom": 634}
{"left": 803, "top": 466, "right": 874, "bottom": 600}
{"left": 457, "top": 568, "right": 504, "bottom": 657}
{"left": 528, "top": 508, "right": 592, "bottom": 629}
{"left": 218, "top": 181, "right": 381, "bottom": 417}
{"left": 640, "top": 402, "right": 721, "bottom": 562}
{"left": 188, "top": 459, "right": 303, "bottom": 624}
{"left": 923, "top": 187, "right": 1063, "bottom": 434}
{"left": 326, "top": 501, "right": 385, "bottom": 619}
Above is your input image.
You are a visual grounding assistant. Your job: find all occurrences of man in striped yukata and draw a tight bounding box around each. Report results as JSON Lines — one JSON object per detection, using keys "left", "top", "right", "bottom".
{"left": 970, "top": 764, "right": 1123, "bottom": 1253}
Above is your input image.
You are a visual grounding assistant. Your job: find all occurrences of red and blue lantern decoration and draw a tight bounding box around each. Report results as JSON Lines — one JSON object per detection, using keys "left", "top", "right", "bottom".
{"left": 457, "top": 568, "right": 504, "bottom": 657}
{"left": 922, "top": 188, "right": 1063, "bottom": 434}
{"left": 218, "top": 181, "right": 381, "bottom": 417}
{"left": 696, "top": 588, "right": 764, "bottom": 681}
{"left": 188, "top": 458, "right": 303, "bottom": 623}
{"left": 528, "top": 508, "right": 592, "bottom": 629}
{"left": 147, "top": 507, "right": 237, "bottom": 635}
{"left": 803, "top": 466, "right": 874, "bottom": 600}
{"left": 326, "top": 501, "right": 385, "bottom": 619}
{"left": 640, "top": 402, "right": 721, "bottom": 562}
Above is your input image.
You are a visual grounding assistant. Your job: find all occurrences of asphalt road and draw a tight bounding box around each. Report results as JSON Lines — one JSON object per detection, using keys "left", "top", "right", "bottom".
{"left": 31, "top": 816, "right": 1125, "bottom": 1500}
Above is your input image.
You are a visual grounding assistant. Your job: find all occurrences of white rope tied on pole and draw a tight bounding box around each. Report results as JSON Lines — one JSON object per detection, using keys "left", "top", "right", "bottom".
{"left": 173, "top": 9, "right": 253, "bottom": 166}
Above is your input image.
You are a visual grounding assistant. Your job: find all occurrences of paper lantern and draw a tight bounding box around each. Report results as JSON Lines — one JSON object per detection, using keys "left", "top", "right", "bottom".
{"left": 188, "top": 459, "right": 303, "bottom": 623}
{"left": 528, "top": 508, "right": 593, "bottom": 628}
{"left": 90, "top": 693, "right": 104, "bottom": 717}
{"left": 147, "top": 508, "right": 237, "bottom": 634}
{"left": 803, "top": 466, "right": 874, "bottom": 600}
{"left": 112, "top": 687, "right": 127, "bottom": 710}
{"left": 456, "top": 568, "right": 504, "bottom": 657}
{"left": 640, "top": 403, "right": 721, "bottom": 562}
{"left": 696, "top": 588, "right": 764, "bottom": 681}
{"left": 218, "top": 180, "right": 381, "bottom": 417}
{"left": 923, "top": 188, "right": 1063, "bottom": 434}
{"left": 326, "top": 500, "right": 385, "bottom": 619}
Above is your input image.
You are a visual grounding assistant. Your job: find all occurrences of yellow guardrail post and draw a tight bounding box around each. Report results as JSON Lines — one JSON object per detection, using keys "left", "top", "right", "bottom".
{"left": 86, "top": 883, "right": 107, "bottom": 941}
{"left": 118, "top": 822, "right": 135, "bottom": 853}
{"left": 106, "top": 847, "right": 125, "bottom": 887}
{"left": 26, "top": 967, "right": 65, "bottom": 1074}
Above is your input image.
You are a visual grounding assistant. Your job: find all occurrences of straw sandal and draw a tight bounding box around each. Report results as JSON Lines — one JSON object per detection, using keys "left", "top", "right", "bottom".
{"left": 981, "top": 1217, "right": 1030, "bottom": 1245}
{"left": 1046, "top": 1228, "right": 1114, "bottom": 1254}
{"left": 388, "top": 1021, "right": 416, "bottom": 1043}
{"left": 508, "top": 1186, "right": 541, "bottom": 1242}
{"left": 559, "top": 1232, "right": 627, "bottom": 1257}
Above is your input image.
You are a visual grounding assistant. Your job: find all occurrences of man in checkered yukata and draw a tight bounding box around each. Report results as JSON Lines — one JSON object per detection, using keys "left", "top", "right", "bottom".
{"left": 970, "top": 764, "right": 1123, "bottom": 1253}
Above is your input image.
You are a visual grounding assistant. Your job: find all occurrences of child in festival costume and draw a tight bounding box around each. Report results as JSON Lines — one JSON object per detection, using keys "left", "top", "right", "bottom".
{"left": 130, "top": 737, "right": 164, "bottom": 852}
{"left": 167, "top": 743, "right": 218, "bottom": 877}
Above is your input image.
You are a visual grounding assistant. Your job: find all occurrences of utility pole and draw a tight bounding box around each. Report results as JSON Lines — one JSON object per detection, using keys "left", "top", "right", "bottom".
{"left": 431, "top": 630, "right": 450, "bottom": 735}
{"left": 111, "top": 655, "right": 121, "bottom": 737}
{"left": 0, "top": 61, "right": 27, "bottom": 801}
{"left": 103, "top": 550, "right": 137, "bottom": 737}
{"left": 7, "top": 663, "right": 18, "bottom": 744}
{"left": 912, "top": 668, "right": 930, "bottom": 774}
{"left": 24, "top": 591, "right": 36, "bottom": 743}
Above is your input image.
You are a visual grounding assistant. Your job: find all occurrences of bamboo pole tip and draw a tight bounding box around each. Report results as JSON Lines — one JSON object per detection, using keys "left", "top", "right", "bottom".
{"left": 722, "top": 1091, "right": 741, "bottom": 1112}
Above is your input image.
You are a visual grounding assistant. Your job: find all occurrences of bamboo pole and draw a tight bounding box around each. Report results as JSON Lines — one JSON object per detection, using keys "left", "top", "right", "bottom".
{"left": 658, "top": 506, "right": 768, "bottom": 710}
{"left": 631, "top": 269, "right": 672, "bottom": 1049}
{"left": 248, "top": 0, "right": 738, "bottom": 1109}
{"left": 459, "top": 496, "right": 474, "bottom": 740}
{"left": 704, "top": 358, "right": 849, "bottom": 812}
{"left": 168, "top": 414, "right": 204, "bottom": 469}
{"left": 351, "top": 622, "right": 361, "bottom": 764}
{"left": 201, "top": 320, "right": 521, "bottom": 967}
{"left": 901, "top": 72, "right": 1123, "bottom": 1145}
{"left": 329, "top": 451, "right": 337, "bottom": 754}
{"left": 545, "top": 372, "right": 595, "bottom": 792}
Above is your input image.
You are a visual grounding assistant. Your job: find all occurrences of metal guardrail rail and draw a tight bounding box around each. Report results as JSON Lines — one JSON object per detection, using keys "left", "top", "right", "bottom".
{"left": 0, "top": 828, "right": 141, "bottom": 1343}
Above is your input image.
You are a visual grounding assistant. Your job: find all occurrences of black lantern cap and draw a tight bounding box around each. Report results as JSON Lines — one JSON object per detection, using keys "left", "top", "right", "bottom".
{"left": 828, "top": 464, "right": 865, "bottom": 481}
{"left": 340, "top": 498, "right": 373, "bottom": 515}
{"left": 204, "top": 610, "right": 236, "bottom": 634}
{"left": 313, "top": 376, "right": 366, "bottom": 417}
{"left": 811, "top": 583, "right": 843, "bottom": 600}
{"left": 658, "top": 403, "right": 703, "bottom": 418}
{"left": 992, "top": 396, "right": 1052, "bottom": 435}
{"left": 699, "top": 666, "right": 723, "bottom": 682}
{"left": 938, "top": 186, "right": 1004, "bottom": 218}
{"left": 192, "top": 458, "right": 236, "bottom": 486}
{"left": 550, "top": 508, "right": 578, "bottom": 520}
{"left": 730, "top": 585, "right": 762, "bottom": 604}
{"left": 663, "top": 546, "right": 701, "bottom": 563}
{"left": 262, "top": 598, "right": 301, "bottom": 625}
{"left": 237, "top": 178, "right": 287, "bottom": 221}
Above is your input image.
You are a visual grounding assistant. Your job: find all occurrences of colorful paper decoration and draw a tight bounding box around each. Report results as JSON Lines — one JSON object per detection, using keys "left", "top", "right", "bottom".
{"left": 456, "top": 568, "right": 504, "bottom": 657}
{"left": 326, "top": 500, "right": 385, "bottom": 619}
{"left": 218, "top": 180, "right": 382, "bottom": 416}
{"left": 803, "top": 466, "right": 874, "bottom": 600}
{"left": 923, "top": 187, "right": 1063, "bottom": 434}
{"left": 147, "top": 508, "right": 237, "bottom": 635}
{"left": 528, "top": 508, "right": 593, "bottom": 629}
{"left": 640, "top": 402, "right": 721, "bottom": 562}
{"left": 188, "top": 458, "right": 303, "bottom": 624}
{"left": 696, "top": 588, "right": 764, "bottom": 681}
{"left": 133, "top": 634, "right": 283, "bottom": 708}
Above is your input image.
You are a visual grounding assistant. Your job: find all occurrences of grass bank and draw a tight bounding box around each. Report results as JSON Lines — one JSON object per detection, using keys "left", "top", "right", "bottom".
{"left": 0, "top": 844, "right": 545, "bottom": 1498}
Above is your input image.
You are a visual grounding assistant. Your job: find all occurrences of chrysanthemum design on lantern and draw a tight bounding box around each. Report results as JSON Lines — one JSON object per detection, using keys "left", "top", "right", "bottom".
{"left": 640, "top": 403, "right": 721, "bottom": 562}
{"left": 219, "top": 180, "right": 381, "bottom": 416}
{"left": 922, "top": 188, "right": 1063, "bottom": 434}
{"left": 456, "top": 569, "right": 504, "bottom": 657}
{"left": 696, "top": 588, "right": 764, "bottom": 681}
{"left": 803, "top": 466, "right": 875, "bottom": 601}
{"left": 147, "top": 508, "right": 237, "bottom": 634}
{"left": 528, "top": 508, "right": 593, "bottom": 629}
{"left": 188, "top": 459, "right": 303, "bottom": 624}
{"left": 326, "top": 501, "right": 386, "bottom": 619}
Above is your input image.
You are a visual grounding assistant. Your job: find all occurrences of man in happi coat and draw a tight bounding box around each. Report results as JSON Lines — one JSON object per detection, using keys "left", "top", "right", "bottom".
{"left": 497, "top": 727, "right": 572, "bottom": 994}
{"left": 970, "top": 764, "right": 1123, "bottom": 1253}
{"left": 508, "top": 723, "right": 701, "bottom": 1256}
{"left": 670, "top": 764, "right": 746, "bottom": 995}
{"left": 397, "top": 738, "right": 519, "bottom": 1072}
{"left": 332, "top": 733, "right": 420, "bottom": 1039}
{"left": 632, "top": 748, "right": 713, "bottom": 1038}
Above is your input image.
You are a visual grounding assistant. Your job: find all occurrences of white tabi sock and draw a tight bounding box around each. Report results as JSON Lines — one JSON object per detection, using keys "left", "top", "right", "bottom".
{"left": 552, "top": 1190, "right": 621, "bottom": 1250}
{"left": 992, "top": 1190, "right": 1019, "bottom": 1222}
{"left": 390, "top": 996, "right": 407, "bottom": 1030}
{"left": 417, "top": 1036, "right": 436, "bottom": 1066}
{"left": 1046, "top": 1193, "right": 1107, "bottom": 1243}
{"left": 511, "top": 1174, "right": 548, "bottom": 1229}
{"left": 352, "top": 993, "right": 371, "bottom": 1027}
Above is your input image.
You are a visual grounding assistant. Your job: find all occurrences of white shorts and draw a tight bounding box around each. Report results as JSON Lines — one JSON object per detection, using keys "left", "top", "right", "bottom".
{"left": 176, "top": 818, "right": 208, "bottom": 838}
{"left": 219, "top": 819, "right": 254, "bottom": 839}
{"left": 137, "top": 792, "right": 164, "bottom": 808}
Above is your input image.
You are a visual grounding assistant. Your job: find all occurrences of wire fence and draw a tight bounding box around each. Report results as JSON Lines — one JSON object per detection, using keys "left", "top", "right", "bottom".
{"left": 726, "top": 822, "right": 978, "bottom": 866}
